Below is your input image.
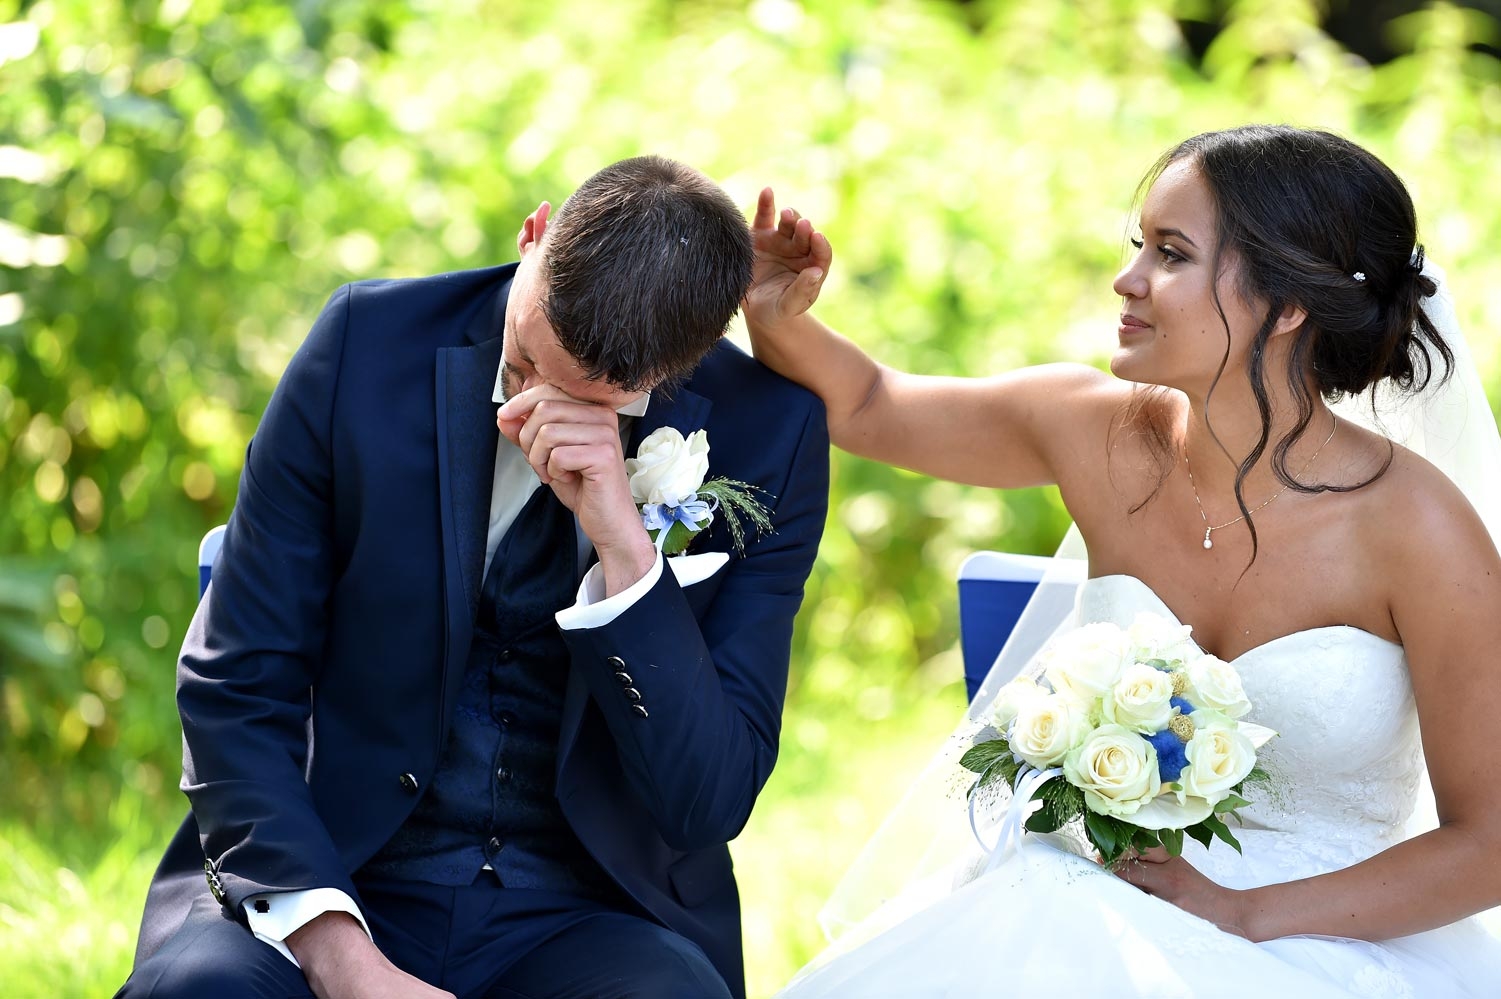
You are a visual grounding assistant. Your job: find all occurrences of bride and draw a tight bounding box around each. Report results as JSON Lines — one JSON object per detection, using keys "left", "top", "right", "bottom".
{"left": 744, "top": 125, "right": 1501, "bottom": 996}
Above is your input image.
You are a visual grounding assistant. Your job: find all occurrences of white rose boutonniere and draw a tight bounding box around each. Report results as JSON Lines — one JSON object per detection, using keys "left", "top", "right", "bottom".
{"left": 625, "top": 427, "right": 773, "bottom": 556}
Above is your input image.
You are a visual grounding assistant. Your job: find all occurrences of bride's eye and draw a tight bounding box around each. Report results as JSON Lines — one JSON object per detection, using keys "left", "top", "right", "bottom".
{"left": 1158, "top": 244, "right": 1186, "bottom": 264}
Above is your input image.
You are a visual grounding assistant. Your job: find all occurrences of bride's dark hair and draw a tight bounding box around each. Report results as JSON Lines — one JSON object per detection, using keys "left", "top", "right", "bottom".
{"left": 1124, "top": 124, "right": 1453, "bottom": 560}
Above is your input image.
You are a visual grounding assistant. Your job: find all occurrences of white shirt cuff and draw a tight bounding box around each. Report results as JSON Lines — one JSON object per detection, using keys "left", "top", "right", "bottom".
{"left": 555, "top": 552, "right": 729, "bottom": 630}
{"left": 244, "top": 887, "right": 371, "bottom": 967}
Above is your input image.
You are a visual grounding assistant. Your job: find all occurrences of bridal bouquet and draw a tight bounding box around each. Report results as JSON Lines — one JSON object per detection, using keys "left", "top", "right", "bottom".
{"left": 960, "top": 613, "right": 1276, "bottom": 866}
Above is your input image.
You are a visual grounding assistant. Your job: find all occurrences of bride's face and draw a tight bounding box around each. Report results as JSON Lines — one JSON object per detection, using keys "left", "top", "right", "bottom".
{"left": 1109, "top": 160, "right": 1264, "bottom": 396}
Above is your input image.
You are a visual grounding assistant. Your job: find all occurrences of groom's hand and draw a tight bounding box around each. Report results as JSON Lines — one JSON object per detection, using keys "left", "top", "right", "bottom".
{"left": 497, "top": 385, "right": 656, "bottom": 595}
{"left": 745, "top": 187, "right": 832, "bottom": 330}
{"left": 288, "top": 912, "right": 456, "bottom": 999}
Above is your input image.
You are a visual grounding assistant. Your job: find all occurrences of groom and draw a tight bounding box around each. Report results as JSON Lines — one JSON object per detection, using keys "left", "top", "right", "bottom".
{"left": 119, "top": 156, "right": 829, "bottom": 999}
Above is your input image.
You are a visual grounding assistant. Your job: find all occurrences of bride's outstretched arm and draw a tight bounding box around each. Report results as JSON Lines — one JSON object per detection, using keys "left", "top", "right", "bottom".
{"left": 1121, "top": 463, "right": 1501, "bottom": 942}
{"left": 744, "top": 188, "right": 1121, "bottom": 490}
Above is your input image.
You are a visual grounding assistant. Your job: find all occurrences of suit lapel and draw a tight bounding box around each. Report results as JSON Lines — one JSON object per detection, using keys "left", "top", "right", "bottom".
{"left": 435, "top": 338, "right": 504, "bottom": 623}
{"left": 434, "top": 305, "right": 506, "bottom": 739}
{"left": 557, "top": 383, "right": 713, "bottom": 779}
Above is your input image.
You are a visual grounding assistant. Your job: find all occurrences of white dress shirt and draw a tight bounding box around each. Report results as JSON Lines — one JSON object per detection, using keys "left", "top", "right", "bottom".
{"left": 244, "top": 359, "right": 725, "bottom": 964}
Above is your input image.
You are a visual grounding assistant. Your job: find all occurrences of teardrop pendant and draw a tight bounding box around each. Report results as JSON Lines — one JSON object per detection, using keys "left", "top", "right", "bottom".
{"left": 1203, "top": 528, "right": 1214, "bottom": 550}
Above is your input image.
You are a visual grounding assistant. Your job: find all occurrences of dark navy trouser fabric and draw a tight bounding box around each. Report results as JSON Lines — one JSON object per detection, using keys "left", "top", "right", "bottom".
{"left": 116, "top": 874, "right": 731, "bottom": 999}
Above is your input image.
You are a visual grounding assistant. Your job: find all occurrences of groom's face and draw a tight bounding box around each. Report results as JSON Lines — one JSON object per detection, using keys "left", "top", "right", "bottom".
{"left": 500, "top": 254, "right": 648, "bottom": 412}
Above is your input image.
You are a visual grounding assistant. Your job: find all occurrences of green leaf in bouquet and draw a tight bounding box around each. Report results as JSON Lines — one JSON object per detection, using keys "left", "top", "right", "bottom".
{"left": 1213, "top": 793, "right": 1252, "bottom": 814}
{"left": 1184, "top": 822, "right": 1214, "bottom": 850}
{"left": 1202, "top": 814, "right": 1244, "bottom": 853}
{"left": 1159, "top": 826, "right": 1185, "bottom": 858}
{"left": 1131, "top": 828, "right": 1161, "bottom": 854}
{"left": 1023, "top": 807, "right": 1065, "bottom": 834}
{"left": 1141, "top": 658, "right": 1175, "bottom": 671}
{"left": 1024, "top": 792, "right": 1070, "bottom": 833}
{"left": 1084, "top": 811, "right": 1120, "bottom": 859}
{"left": 959, "top": 739, "right": 1011, "bottom": 777}
{"left": 1022, "top": 776, "right": 1078, "bottom": 834}
{"left": 1241, "top": 765, "right": 1274, "bottom": 788}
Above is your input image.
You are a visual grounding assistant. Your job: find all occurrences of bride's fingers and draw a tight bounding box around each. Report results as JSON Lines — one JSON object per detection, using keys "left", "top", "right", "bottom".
{"left": 753, "top": 187, "right": 778, "bottom": 231}
{"left": 810, "top": 230, "right": 833, "bottom": 270}
{"left": 790, "top": 216, "right": 815, "bottom": 256}
{"left": 779, "top": 207, "right": 800, "bottom": 238}
{"left": 782, "top": 264, "right": 825, "bottom": 316}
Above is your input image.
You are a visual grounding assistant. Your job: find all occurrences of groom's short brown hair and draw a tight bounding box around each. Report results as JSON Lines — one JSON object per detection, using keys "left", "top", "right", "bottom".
{"left": 541, "top": 155, "right": 753, "bottom": 392}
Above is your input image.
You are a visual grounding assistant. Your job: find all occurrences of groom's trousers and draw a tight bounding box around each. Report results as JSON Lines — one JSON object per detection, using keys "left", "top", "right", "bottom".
{"left": 116, "top": 872, "right": 731, "bottom": 999}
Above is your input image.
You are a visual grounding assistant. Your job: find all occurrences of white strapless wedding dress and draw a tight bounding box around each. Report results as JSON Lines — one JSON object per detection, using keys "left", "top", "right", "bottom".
{"left": 777, "top": 575, "right": 1501, "bottom": 998}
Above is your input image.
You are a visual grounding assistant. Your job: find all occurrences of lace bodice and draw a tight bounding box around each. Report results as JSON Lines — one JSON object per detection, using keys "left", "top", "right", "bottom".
{"left": 1077, "top": 574, "right": 1423, "bottom": 886}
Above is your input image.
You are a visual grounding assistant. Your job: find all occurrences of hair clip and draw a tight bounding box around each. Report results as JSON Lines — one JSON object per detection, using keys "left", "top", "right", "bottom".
{"left": 1409, "top": 245, "right": 1425, "bottom": 273}
{"left": 1353, "top": 272, "right": 1366, "bottom": 282}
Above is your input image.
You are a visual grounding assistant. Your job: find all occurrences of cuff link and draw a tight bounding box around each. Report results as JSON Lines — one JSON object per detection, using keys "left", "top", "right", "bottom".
{"left": 203, "top": 859, "right": 226, "bottom": 904}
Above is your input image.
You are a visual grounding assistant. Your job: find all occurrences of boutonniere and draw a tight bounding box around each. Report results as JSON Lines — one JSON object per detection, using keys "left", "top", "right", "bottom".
{"left": 625, "top": 427, "right": 772, "bottom": 556}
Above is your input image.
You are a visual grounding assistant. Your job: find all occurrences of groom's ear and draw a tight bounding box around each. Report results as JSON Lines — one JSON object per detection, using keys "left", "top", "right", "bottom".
{"left": 516, "top": 201, "right": 552, "bottom": 258}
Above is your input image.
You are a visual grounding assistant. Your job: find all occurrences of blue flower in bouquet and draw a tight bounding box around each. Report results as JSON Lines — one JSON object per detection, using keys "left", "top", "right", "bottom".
{"left": 1147, "top": 727, "right": 1190, "bottom": 784}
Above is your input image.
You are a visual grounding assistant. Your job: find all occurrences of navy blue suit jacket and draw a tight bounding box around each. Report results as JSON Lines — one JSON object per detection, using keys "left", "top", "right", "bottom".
{"left": 134, "top": 264, "right": 829, "bottom": 997}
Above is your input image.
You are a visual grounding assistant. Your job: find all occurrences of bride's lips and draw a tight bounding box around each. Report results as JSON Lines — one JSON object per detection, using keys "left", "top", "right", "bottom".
{"left": 1118, "top": 313, "right": 1151, "bottom": 337}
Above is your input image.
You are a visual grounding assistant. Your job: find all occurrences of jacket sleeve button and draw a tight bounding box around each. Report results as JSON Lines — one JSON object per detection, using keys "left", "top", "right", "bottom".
{"left": 398, "top": 772, "right": 420, "bottom": 793}
{"left": 630, "top": 704, "right": 649, "bottom": 719}
{"left": 606, "top": 655, "right": 627, "bottom": 670}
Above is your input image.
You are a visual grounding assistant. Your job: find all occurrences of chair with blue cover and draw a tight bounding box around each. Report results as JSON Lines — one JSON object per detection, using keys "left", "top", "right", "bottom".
{"left": 957, "top": 550, "right": 1086, "bottom": 701}
{"left": 198, "top": 524, "right": 227, "bottom": 598}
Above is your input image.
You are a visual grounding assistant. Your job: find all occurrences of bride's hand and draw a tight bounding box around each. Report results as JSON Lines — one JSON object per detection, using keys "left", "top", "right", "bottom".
{"left": 745, "top": 187, "right": 832, "bottom": 331}
{"left": 1114, "top": 847, "right": 1254, "bottom": 939}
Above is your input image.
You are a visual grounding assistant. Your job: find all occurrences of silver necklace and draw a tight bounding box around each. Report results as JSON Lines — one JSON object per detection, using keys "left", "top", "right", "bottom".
{"left": 1183, "top": 421, "right": 1338, "bottom": 550}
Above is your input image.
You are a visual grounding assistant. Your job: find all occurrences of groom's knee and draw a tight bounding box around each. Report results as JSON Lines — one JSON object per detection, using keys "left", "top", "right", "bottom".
{"left": 497, "top": 914, "right": 733, "bottom": 999}
{"left": 116, "top": 897, "right": 313, "bottom": 999}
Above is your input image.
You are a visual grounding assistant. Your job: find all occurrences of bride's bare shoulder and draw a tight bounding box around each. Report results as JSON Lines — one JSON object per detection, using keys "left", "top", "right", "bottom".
{"left": 1360, "top": 436, "right": 1498, "bottom": 571}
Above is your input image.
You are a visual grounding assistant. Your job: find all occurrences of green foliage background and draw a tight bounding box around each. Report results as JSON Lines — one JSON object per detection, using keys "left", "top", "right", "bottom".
{"left": 3, "top": 0, "right": 1499, "bottom": 994}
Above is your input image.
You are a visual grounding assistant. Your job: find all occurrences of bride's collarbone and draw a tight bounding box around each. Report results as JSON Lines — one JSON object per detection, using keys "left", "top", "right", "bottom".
{"left": 1086, "top": 532, "right": 1389, "bottom": 660}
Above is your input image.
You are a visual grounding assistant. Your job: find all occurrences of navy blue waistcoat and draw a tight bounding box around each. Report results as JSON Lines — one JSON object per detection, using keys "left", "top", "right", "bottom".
{"left": 364, "top": 484, "right": 619, "bottom": 901}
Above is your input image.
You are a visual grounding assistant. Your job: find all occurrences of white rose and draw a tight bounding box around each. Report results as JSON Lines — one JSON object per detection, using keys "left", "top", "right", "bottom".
{"left": 1127, "top": 612, "right": 1199, "bottom": 666}
{"left": 1041, "top": 623, "right": 1131, "bottom": 705}
{"left": 1179, "top": 718, "right": 1257, "bottom": 803}
{"left": 625, "top": 428, "right": 710, "bottom": 506}
{"left": 1102, "top": 663, "right": 1175, "bottom": 734}
{"left": 1010, "top": 694, "right": 1089, "bottom": 769}
{"left": 992, "top": 676, "right": 1046, "bottom": 731}
{"left": 1184, "top": 655, "right": 1252, "bottom": 719}
{"left": 1063, "top": 724, "right": 1162, "bottom": 818}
